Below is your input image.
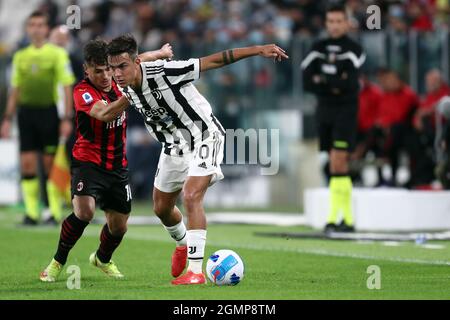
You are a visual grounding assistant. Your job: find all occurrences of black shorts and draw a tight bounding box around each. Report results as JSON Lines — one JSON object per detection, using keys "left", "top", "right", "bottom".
{"left": 317, "top": 104, "right": 358, "bottom": 152}
{"left": 71, "top": 161, "right": 132, "bottom": 214}
{"left": 18, "top": 106, "right": 60, "bottom": 154}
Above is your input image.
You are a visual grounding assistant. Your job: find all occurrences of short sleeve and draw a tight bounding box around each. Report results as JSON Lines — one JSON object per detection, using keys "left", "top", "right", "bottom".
{"left": 73, "top": 86, "right": 100, "bottom": 114}
{"left": 10, "top": 52, "right": 21, "bottom": 88}
{"left": 56, "top": 48, "right": 75, "bottom": 86}
{"left": 163, "top": 58, "right": 200, "bottom": 85}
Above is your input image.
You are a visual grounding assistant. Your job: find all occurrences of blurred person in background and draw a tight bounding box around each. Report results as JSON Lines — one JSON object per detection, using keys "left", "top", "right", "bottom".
{"left": 375, "top": 68, "right": 419, "bottom": 187}
{"left": 350, "top": 75, "right": 382, "bottom": 183}
{"left": 414, "top": 69, "right": 450, "bottom": 132}
{"left": 50, "top": 24, "right": 84, "bottom": 171}
{"left": 50, "top": 25, "right": 84, "bottom": 83}
{"left": 410, "top": 69, "right": 450, "bottom": 188}
{"left": 301, "top": 4, "right": 365, "bottom": 233}
{"left": 0, "top": 11, "right": 75, "bottom": 226}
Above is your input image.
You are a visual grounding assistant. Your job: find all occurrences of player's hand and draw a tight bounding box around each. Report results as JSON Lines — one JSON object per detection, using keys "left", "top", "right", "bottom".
{"left": 0, "top": 119, "right": 11, "bottom": 139}
{"left": 259, "top": 44, "right": 289, "bottom": 62}
{"left": 160, "top": 43, "right": 174, "bottom": 60}
{"left": 59, "top": 119, "right": 73, "bottom": 140}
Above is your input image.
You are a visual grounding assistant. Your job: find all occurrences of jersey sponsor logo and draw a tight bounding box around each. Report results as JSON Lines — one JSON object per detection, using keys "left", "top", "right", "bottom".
{"left": 139, "top": 106, "right": 169, "bottom": 123}
{"left": 77, "top": 181, "right": 84, "bottom": 192}
{"left": 106, "top": 111, "right": 126, "bottom": 129}
{"left": 82, "top": 92, "right": 93, "bottom": 104}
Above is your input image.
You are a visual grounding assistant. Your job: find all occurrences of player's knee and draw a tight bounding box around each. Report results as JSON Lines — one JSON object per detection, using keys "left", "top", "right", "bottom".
{"left": 330, "top": 151, "right": 349, "bottom": 174}
{"left": 109, "top": 223, "right": 127, "bottom": 237}
{"left": 331, "top": 160, "right": 348, "bottom": 174}
{"left": 183, "top": 189, "right": 203, "bottom": 208}
{"left": 75, "top": 209, "right": 94, "bottom": 222}
{"left": 21, "top": 162, "right": 36, "bottom": 175}
{"left": 153, "top": 201, "right": 172, "bottom": 218}
{"left": 74, "top": 202, "right": 95, "bottom": 222}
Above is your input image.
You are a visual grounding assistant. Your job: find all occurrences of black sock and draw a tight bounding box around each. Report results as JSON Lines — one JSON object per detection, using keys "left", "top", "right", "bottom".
{"left": 54, "top": 213, "right": 89, "bottom": 265}
{"left": 96, "top": 224, "right": 125, "bottom": 264}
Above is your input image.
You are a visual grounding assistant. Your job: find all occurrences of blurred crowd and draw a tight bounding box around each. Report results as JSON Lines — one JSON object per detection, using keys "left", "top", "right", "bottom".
{"left": 1, "top": 0, "right": 450, "bottom": 194}
{"left": 353, "top": 69, "right": 450, "bottom": 189}
{"left": 2, "top": 0, "right": 448, "bottom": 53}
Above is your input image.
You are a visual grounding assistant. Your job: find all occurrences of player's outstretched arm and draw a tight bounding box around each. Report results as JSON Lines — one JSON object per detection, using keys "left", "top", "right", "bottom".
{"left": 139, "top": 43, "right": 174, "bottom": 62}
{"left": 199, "top": 44, "right": 288, "bottom": 72}
{"left": 89, "top": 95, "right": 129, "bottom": 122}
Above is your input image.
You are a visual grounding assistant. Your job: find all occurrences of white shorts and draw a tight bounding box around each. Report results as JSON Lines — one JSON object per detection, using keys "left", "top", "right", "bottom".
{"left": 154, "top": 132, "right": 225, "bottom": 193}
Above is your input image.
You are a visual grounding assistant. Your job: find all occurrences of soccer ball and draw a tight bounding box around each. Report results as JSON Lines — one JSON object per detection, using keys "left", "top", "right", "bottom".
{"left": 206, "top": 249, "right": 244, "bottom": 286}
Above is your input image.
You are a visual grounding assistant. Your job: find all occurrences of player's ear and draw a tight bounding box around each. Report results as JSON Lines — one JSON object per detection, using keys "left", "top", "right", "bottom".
{"left": 83, "top": 63, "right": 88, "bottom": 77}
{"left": 135, "top": 56, "right": 141, "bottom": 65}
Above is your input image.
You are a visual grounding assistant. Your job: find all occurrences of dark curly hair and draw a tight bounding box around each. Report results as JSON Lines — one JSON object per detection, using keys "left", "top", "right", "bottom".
{"left": 83, "top": 39, "right": 108, "bottom": 66}
{"left": 107, "top": 33, "right": 138, "bottom": 59}
{"left": 326, "top": 3, "right": 347, "bottom": 17}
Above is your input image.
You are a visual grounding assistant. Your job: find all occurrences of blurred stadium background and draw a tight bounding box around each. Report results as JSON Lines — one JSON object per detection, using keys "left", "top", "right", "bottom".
{"left": 1, "top": 0, "right": 450, "bottom": 210}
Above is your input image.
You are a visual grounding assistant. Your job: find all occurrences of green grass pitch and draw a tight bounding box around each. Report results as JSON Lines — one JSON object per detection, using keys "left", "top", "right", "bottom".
{"left": 1, "top": 203, "right": 450, "bottom": 300}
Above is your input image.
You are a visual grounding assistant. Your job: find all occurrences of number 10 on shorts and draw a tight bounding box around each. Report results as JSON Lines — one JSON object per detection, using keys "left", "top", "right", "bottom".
{"left": 125, "top": 184, "right": 132, "bottom": 202}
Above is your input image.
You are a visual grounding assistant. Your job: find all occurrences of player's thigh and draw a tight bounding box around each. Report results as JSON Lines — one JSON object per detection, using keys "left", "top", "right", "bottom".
{"left": 104, "top": 209, "right": 129, "bottom": 235}
{"left": 187, "top": 131, "right": 225, "bottom": 187}
{"left": 39, "top": 107, "right": 59, "bottom": 156}
{"left": 154, "top": 150, "right": 189, "bottom": 194}
{"left": 318, "top": 122, "right": 333, "bottom": 152}
{"left": 18, "top": 108, "right": 40, "bottom": 153}
{"left": 71, "top": 163, "right": 109, "bottom": 217}
{"left": 183, "top": 175, "right": 212, "bottom": 204}
{"left": 101, "top": 169, "right": 132, "bottom": 215}
{"left": 329, "top": 148, "right": 350, "bottom": 173}
{"left": 72, "top": 195, "right": 96, "bottom": 222}
{"left": 153, "top": 187, "right": 182, "bottom": 214}
{"left": 332, "top": 106, "right": 358, "bottom": 152}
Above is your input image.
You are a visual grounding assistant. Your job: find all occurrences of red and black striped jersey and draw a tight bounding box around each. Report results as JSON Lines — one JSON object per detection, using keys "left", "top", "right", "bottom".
{"left": 72, "top": 79, "right": 127, "bottom": 170}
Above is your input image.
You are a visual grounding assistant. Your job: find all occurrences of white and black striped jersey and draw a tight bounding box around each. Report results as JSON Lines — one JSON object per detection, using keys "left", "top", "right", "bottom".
{"left": 121, "top": 58, "right": 225, "bottom": 156}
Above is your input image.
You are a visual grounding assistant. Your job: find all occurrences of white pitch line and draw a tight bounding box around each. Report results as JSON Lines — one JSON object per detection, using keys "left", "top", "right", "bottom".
{"left": 87, "top": 229, "right": 450, "bottom": 267}
{"left": 13, "top": 226, "right": 450, "bottom": 267}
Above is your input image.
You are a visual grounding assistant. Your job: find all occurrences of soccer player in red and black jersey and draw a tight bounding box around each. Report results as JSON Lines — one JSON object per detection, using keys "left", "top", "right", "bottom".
{"left": 40, "top": 39, "right": 173, "bottom": 281}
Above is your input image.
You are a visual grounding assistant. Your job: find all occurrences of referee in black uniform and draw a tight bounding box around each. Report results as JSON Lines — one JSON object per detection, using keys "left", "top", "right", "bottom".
{"left": 301, "top": 4, "right": 365, "bottom": 233}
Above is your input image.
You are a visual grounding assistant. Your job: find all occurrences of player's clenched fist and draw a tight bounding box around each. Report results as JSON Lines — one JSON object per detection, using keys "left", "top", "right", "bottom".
{"left": 160, "top": 43, "right": 174, "bottom": 60}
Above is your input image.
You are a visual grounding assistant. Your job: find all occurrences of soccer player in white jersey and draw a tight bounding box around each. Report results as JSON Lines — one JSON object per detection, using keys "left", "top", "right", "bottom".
{"left": 107, "top": 34, "right": 288, "bottom": 285}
